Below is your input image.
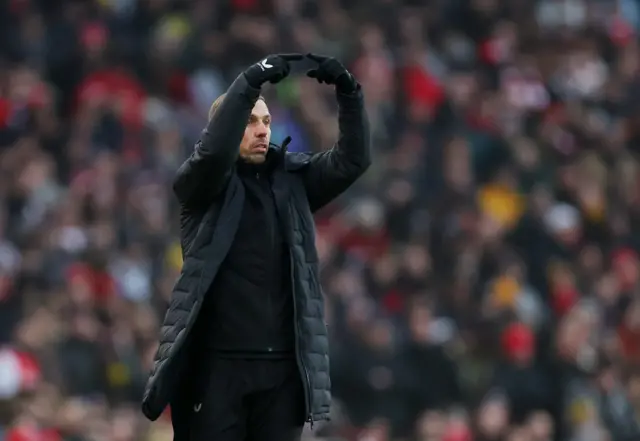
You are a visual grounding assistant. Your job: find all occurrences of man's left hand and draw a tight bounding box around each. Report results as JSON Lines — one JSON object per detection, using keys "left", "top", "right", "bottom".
{"left": 305, "top": 53, "right": 358, "bottom": 94}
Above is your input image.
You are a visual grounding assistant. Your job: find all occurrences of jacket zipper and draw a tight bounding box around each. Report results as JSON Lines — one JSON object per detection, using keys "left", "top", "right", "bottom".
{"left": 275, "top": 140, "right": 314, "bottom": 428}
{"left": 290, "top": 247, "right": 314, "bottom": 429}
{"left": 259, "top": 171, "right": 276, "bottom": 352}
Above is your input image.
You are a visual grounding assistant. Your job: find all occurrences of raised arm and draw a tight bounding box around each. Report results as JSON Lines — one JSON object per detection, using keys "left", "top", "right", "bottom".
{"left": 173, "top": 53, "right": 303, "bottom": 208}
{"left": 299, "top": 54, "right": 371, "bottom": 212}
{"left": 301, "top": 87, "right": 371, "bottom": 212}
{"left": 172, "top": 74, "right": 260, "bottom": 207}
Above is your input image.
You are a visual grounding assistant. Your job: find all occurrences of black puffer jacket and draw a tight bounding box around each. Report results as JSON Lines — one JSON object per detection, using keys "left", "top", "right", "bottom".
{"left": 141, "top": 73, "right": 370, "bottom": 425}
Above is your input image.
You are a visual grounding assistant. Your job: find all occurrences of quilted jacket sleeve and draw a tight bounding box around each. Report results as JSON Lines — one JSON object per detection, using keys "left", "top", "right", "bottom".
{"left": 172, "top": 74, "right": 262, "bottom": 208}
{"left": 301, "top": 86, "right": 371, "bottom": 213}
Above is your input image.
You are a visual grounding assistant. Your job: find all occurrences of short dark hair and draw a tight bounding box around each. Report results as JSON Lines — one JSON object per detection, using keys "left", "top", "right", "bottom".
{"left": 208, "top": 93, "right": 266, "bottom": 121}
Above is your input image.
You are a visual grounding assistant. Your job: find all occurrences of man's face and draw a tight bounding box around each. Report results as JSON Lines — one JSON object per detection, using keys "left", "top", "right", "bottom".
{"left": 239, "top": 99, "right": 271, "bottom": 164}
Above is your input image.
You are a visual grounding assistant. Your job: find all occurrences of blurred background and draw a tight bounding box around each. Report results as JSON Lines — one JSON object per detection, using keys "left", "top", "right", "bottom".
{"left": 1, "top": 0, "right": 640, "bottom": 440}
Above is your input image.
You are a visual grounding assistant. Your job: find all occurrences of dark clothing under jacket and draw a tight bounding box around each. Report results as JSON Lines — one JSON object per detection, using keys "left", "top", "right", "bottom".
{"left": 194, "top": 156, "right": 295, "bottom": 355}
{"left": 141, "top": 73, "right": 371, "bottom": 424}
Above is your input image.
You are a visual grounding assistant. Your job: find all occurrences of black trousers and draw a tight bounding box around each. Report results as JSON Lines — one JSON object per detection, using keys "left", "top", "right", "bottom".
{"left": 171, "top": 357, "right": 306, "bottom": 441}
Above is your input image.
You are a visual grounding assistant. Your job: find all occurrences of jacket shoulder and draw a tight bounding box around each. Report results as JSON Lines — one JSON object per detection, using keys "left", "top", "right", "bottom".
{"left": 284, "top": 151, "right": 312, "bottom": 172}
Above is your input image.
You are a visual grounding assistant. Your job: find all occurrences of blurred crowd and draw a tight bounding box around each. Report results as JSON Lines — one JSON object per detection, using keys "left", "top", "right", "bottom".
{"left": 1, "top": 0, "right": 640, "bottom": 440}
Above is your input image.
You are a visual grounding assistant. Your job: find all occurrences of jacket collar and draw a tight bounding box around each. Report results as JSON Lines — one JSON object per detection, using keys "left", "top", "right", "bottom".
{"left": 267, "top": 136, "right": 292, "bottom": 160}
{"left": 236, "top": 136, "right": 292, "bottom": 175}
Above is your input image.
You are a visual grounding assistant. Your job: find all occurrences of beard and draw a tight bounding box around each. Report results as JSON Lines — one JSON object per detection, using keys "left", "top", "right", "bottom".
{"left": 240, "top": 151, "right": 267, "bottom": 164}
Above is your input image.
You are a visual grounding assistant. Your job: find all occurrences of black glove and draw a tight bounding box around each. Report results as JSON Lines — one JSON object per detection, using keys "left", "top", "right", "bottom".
{"left": 306, "top": 53, "right": 358, "bottom": 94}
{"left": 243, "top": 53, "right": 303, "bottom": 88}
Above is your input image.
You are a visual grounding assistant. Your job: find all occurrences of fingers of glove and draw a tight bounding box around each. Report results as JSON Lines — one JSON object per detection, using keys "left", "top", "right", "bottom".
{"left": 318, "top": 71, "right": 335, "bottom": 84}
{"left": 269, "top": 71, "right": 287, "bottom": 83}
{"left": 278, "top": 53, "right": 304, "bottom": 61}
{"left": 308, "top": 70, "right": 330, "bottom": 84}
{"left": 267, "top": 63, "right": 290, "bottom": 82}
{"left": 269, "top": 69, "right": 289, "bottom": 84}
{"left": 306, "top": 53, "right": 328, "bottom": 63}
{"left": 310, "top": 61, "right": 347, "bottom": 83}
{"left": 324, "top": 60, "right": 348, "bottom": 77}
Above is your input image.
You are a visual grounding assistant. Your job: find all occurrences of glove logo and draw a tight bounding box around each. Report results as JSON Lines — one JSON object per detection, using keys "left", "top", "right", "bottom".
{"left": 258, "top": 59, "right": 273, "bottom": 71}
{"left": 194, "top": 403, "right": 202, "bottom": 413}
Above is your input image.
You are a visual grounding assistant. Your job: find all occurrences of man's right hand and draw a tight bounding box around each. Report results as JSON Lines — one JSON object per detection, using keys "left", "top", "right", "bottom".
{"left": 243, "top": 54, "right": 304, "bottom": 88}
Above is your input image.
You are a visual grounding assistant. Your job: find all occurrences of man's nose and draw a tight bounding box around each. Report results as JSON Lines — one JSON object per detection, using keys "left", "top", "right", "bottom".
{"left": 255, "top": 123, "right": 268, "bottom": 137}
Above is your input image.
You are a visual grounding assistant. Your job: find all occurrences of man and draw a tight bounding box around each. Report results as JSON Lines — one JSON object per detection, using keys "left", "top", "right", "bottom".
{"left": 141, "top": 53, "right": 370, "bottom": 441}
